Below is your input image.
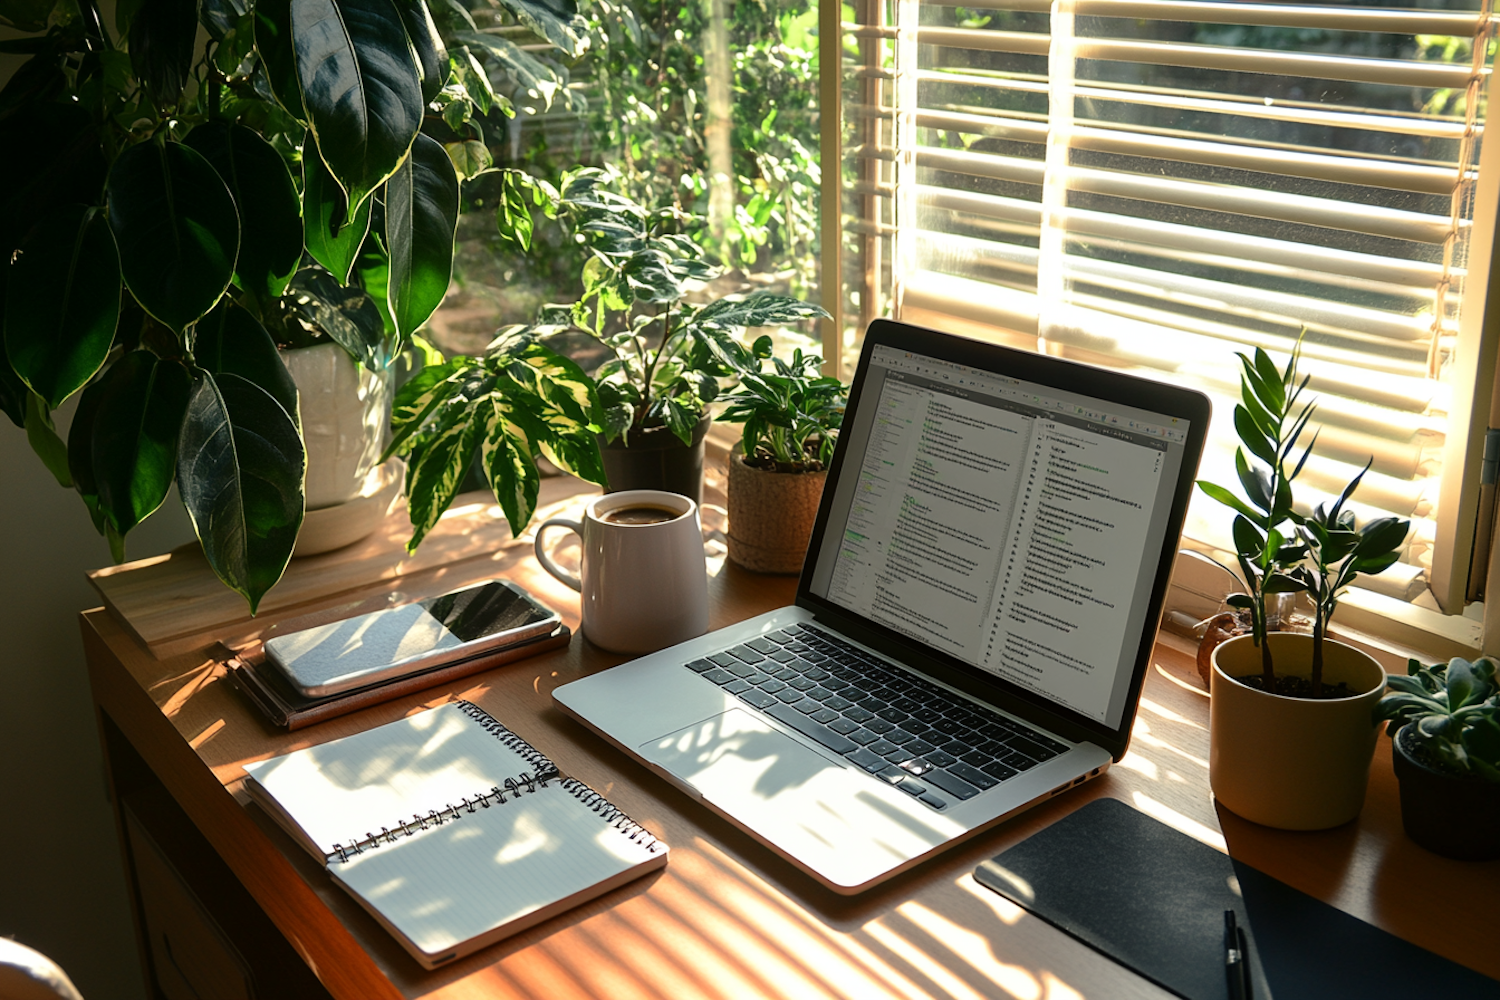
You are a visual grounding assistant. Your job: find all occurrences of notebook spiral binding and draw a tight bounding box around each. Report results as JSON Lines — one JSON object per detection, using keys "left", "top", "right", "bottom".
{"left": 559, "top": 777, "right": 665, "bottom": 853}
{"left": 454, "top": 700, "right": 559, "bottom": 780}
{"left": 324, "top": 701, "right": 559, "bottom": 865}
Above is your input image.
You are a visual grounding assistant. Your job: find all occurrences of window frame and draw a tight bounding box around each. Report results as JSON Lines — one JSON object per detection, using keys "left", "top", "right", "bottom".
{"left": 816, "top": 0, "right": 1500, "bottom": 658}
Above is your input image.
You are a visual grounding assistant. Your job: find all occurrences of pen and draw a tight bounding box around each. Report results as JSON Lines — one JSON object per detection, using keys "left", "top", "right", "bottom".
{"left": 1224, "top": 908, "right": 1251, "bottom": 1000}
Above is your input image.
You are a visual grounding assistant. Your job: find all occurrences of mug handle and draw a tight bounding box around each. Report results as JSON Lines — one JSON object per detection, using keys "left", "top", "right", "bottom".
{"left": 534, "top": 518, "right": 584, "bottom": 592}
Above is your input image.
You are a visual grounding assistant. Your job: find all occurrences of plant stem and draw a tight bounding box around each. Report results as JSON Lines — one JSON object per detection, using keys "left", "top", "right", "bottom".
{"left": 637, "top": 302, "right": 671, "bottom": 423}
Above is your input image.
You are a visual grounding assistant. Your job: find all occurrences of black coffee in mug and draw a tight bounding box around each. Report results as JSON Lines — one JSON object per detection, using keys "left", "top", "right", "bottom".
{"left": 601, "top": 504, "right": 679, "bottom": 525}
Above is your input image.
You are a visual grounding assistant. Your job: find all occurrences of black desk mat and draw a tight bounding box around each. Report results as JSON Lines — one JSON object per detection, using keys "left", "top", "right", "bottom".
{"left": 974, "top": 798, "right": 1499, "bottom": 1000}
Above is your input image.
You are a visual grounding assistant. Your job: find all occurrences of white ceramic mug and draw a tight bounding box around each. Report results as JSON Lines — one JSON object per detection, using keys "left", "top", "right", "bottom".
{"left": 534, "top": 490, "right": 709, "bottom": 654}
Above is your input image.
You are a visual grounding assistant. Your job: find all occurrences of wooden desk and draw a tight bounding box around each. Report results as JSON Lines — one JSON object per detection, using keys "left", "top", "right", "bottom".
{"left": 83, "top": 478, "right": 1500, "bottom": 1000}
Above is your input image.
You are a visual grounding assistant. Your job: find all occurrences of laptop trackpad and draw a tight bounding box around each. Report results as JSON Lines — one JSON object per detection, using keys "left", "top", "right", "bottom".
{"left": 642, "top": 709, "right": 963, "bottom": 889}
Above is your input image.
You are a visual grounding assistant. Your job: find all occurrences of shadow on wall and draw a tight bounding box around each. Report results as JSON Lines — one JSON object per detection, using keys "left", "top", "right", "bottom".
{"left": 0, "top": 393, "right": 197, "bottom": 1000}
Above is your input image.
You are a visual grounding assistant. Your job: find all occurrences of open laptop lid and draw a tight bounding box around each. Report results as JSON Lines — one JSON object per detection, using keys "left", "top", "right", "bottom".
{"left": 795, "top": 320, "right": 1211, "bottom": 760}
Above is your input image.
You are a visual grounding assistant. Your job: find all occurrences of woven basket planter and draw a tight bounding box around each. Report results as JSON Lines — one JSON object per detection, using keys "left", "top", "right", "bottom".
{"left": 726, "top": 450, "right": 828, "bottom": 574}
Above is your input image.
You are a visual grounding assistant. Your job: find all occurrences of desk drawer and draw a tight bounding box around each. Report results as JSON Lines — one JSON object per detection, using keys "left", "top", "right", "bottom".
{"left": 124, "top": 803, "right": 254, "bottom": 1000}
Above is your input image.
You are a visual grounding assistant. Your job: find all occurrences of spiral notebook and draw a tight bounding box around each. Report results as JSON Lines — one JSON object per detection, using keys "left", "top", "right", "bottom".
{"left": 243, "top": 701, "right": 669, "bottom": 969}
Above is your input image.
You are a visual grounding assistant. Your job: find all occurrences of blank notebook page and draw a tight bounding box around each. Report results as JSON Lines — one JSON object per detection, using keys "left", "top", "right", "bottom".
{"left": 332, "top": 782, "right": 662, "bottom": 957}
{"left": 244, "top": 702, "right": 546, "bottom": 857}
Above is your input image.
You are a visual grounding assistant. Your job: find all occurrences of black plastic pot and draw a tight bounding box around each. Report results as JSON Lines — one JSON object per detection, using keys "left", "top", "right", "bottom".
{"left": 1392, "top": 724, "right": 1500, "bottom": 861}
{"left": 599, "top": 415, "right": 712, "bottom": 504}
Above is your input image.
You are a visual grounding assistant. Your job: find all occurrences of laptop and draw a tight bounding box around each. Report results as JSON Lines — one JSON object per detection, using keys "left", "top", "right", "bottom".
{"left": 553, "top": 319, "right": 1211, "bottom": 893}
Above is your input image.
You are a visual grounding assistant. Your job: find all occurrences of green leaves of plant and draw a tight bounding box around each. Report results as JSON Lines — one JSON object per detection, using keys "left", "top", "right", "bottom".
{"left": 195, "top": 300, "right": 300, "bottom": 425}
{"left": 184, "top": 122, "right": 303, "bottom": 308}
{"left": 4, "top": 204, "right": 120, "bottom": 408}
{"left": 107, "top": 141, "right": 239, "bottom": 335}
{"left": 293, "top": 0, "right": 424, "bottom": 216}
{"left": 302, "top": 138, "right": 372, "bottom": 283}
{"left": 79, "top": 350, "right": 194, "bottom": 537}
{"left": 388, "top": 336, "right": 605, "bottom": 551}
{"left": 394, "top": 0, "right": 447, "bottom": 103}
{"left": 129, "top": 0, "right": 198, "bottom": 108}
{"left": 500, "top": 0, "right": 588, "bottom": 58}
{"left": 385, "top": 133, "right": 458, "bottom": 341}
{"left": 253, "top": 0, "right": 306, "bottom": 119}
{"left": 177, "top": 369, "right": 305, "bottom": 614}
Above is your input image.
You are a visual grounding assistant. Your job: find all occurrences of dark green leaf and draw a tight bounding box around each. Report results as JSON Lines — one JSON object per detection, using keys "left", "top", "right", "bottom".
{"left": 253, "top": 0, "right": 307, "bottom": 119}
{"left": 1234, "top": 449, "right": 1271, "bottom": 513}
{"left": 24, "top": 391, "right": 71, "bottom": 487}
{"left": 403, "top": 396, "right": 481, "bottom": 550}
{"left": 1356, "top": 516, "right": 1411, "bottom": 557}
{"left": 1462, "top": 716, "right": 1500, "bottom": 771}
{"left": 177, "top": 369, "right": 305, "bottom": 613}
{"left": 67, "top": 365, "right": 107, "bottom": 522}
{"left": 385, "top": 132, "right": 458, "bottom": 341}
{"left": 107, "top": 141, "right": 239, "bottom": 335}
{"left": 663, "top": 396, "right": 696, "bottom": 445}
{"left": 456, "top": 31, "right": 562, "bottom": 113}
{"left": 183, "top": 123, "right": 303, "bottom": 308}
{"left": 394, "top": 0, "right": 447, "bottom": 104}
{"left": 1233, "top": 405, "right": 1276, "bottom": 465}
{"left": 4, "top": 204, "right": 120, "bottom": 408}
{"left": 194, "top": 300, "right": 299, "bottom": 424}
{"left": 1197, "top": 480, "right": 1259, "bottom": 522}
{"left": 1225, "top": 593, "right": 1255, "bottom": 610}
{"left": 1, "top": 103, "right": 108, "bottom": 263}
{"left": 88, "top": 351, "right": 194, "bottom": 536}
{"left": 302, "top": 138, "right": 372, "bottom": 283}
{"left": 1263, "top": 573, "right": 1302, "bottom": 594}
{"left": 293, "top": 0, "right": 424, "bottom": 214}
{"left": 1384, "top": 673, "right": 1436, "bottom": 697}
{"left": 496, "top": 0, "right": 588, "bottom": 57}
{"left": 1231, "top": 515, "right": 1264, "bottom": 560}
{"left": 285, "top": 267, "right": 389, "bottom": 369}
{"left": 1252, "top": 347, "right": 1285, "bottom": 411}
{"left": 129, "top": 0, "right": 198, "bottom": 108}
{"left": 596, "top": 380, "right": 633, "bottom": 442}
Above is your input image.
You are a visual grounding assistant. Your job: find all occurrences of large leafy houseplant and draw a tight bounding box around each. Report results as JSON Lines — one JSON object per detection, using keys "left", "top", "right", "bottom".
{"left": 0, "top": 0, "right": 590, "bottom": 611}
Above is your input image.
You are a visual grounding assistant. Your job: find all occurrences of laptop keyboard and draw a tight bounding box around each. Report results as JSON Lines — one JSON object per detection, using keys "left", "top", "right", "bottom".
{"left": 685, "top": 623, "right": 1069, "bottom": 810}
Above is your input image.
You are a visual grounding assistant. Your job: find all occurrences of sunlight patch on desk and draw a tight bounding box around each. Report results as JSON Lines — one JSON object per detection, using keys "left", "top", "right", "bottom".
{"left": 1131, "top": 792, "right": 1225, "bottom": 852}
{"left": 1137, "top": 697, "right": 1204, "bottom": 730}
{"left": 674, "top": 838, "right": 941, "bottom": 998}
{"left": 188, "top": 717, "right": 225, "bottom": 749}
{"left": 896, "top": 900, "right": 1048, "bottom": 1000}
{"left": 865, "top": 918, "right": 1016, "bottom": 1000}
{"left": 1114, "top": 754, "right": 1159, "bottom": 781}
{"left": 958, "top": 872, "right": 1027, "bottom": 925}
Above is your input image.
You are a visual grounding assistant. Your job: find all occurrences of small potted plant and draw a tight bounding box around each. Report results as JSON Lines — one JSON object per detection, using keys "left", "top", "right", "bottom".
{"left": 1200, "top": 343, "right": 1409, "bottom": 830}
{"left": 497, "top": 169, "right": 827, "bottom": 501}
{"left": 717, "top": 347, "right": 846, "bottom": 573}
{"left": 1374, "top": 656, "right": 1500, "bottom": 860}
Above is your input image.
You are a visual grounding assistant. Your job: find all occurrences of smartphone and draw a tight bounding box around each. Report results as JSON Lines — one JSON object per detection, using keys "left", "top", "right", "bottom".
{"left": 263, "top": 581, "right": 562, "bottom": 698}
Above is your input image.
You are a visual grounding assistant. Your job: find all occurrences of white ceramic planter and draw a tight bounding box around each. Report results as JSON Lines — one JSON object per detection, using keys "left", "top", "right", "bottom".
{"left": 1209, "top": 632, "right": 1385, "bottom": 830}
{"left": 280, "top": 342, "right": 392, "bottom": 510}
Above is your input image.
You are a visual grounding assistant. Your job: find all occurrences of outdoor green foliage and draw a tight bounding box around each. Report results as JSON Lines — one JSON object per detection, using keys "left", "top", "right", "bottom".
{"left": 1376, "top": 657, "right": 1500, "bottom": 783}
{"left": 498, "top": 169, "right": 827, "bottom": 445}
{"left": 0, "top": 0, "right": 587, "bottom": 610}
{"left": 720, "top": 347, "right": 846, "bottom": 472}
{"left": 383, "top": 326, "right": 606, "bottom": 552}
{"left": 579, "top": 0, "right": 819, "bottom": 285}
{"left": 1198, "top": 342, "right": 1411, "bottom": 694}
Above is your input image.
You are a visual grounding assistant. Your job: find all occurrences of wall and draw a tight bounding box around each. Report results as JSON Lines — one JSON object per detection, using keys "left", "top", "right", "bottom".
{"left": 0, "top": 407, "right": 194, "bottom": 997}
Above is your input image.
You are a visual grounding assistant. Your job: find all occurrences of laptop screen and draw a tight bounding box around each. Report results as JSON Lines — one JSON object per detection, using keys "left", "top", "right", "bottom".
{"left": 807, "top": 342, "right": 1195, "bottom": 731}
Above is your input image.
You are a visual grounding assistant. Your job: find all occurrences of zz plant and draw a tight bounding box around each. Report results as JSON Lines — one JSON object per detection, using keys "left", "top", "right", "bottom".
{"left": 0, "top": 0, "right": 589, "bottom": 611}
{"left": 1198, "top": 342, "right": 1409, "bottom": 695}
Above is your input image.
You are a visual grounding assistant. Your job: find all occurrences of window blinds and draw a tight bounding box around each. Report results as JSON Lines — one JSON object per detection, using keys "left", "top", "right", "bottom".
{"left": 837, "top": 0, "right": 1497, "bottom": 605}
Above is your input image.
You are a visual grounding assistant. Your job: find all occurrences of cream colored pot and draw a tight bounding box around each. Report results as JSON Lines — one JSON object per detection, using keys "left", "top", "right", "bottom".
{"left": 726, "top": 450, "right": 828, "bottom": 574}
{"left": 279, "top": 342, "right": 391, "bottom": 510}
{"left": 1209, "top": 632, "right": 1385, "bottom": 830}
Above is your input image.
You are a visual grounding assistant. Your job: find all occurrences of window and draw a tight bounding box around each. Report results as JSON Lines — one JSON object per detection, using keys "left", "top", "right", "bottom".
{"left": 819, "top": 0, "right": 1500, "bottom": 650}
